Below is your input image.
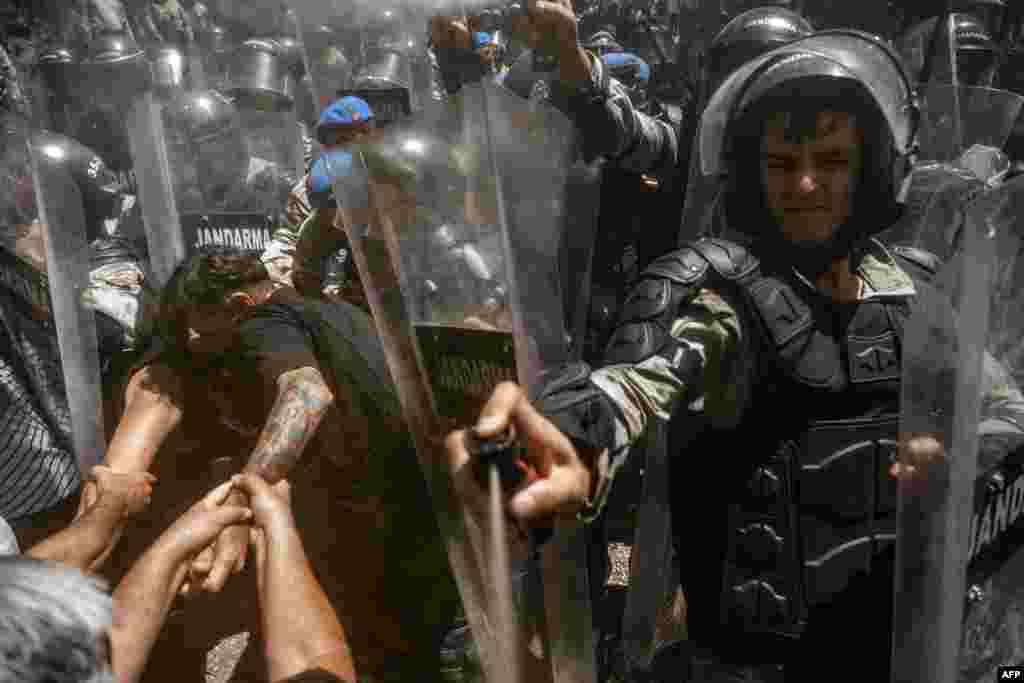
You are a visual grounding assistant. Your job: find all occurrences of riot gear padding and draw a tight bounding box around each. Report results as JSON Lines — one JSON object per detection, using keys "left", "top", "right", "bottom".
{"left": 701, "top": 31, "right": 918, "bottom": 274}
{"left": 706, "top": 7, "right": 814, "bottom": 92}
{"left": 28, "top": 131, "right": 124, "bottom": 241}
{"left": 899, "top": 13, "right": 1000, "bottom": 87}
{"left": 604, "top": 239, "right": 756, "bottom": 374}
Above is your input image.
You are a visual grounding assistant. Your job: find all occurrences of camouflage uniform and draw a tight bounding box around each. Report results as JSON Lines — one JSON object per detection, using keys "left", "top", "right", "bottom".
{"left": 579, "top": 241, "right": 921, "bottom": 519}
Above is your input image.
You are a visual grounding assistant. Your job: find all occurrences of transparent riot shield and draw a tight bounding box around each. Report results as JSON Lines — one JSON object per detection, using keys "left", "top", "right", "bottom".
{"left": 955, "top": 176, "right": 1024, "bottom": 683}
{"left": 890, "top": 173, "right": 1024, "bottom": 683}
{"left": 226, "top": 37, "right": 306, "bottom": 182}
{"left": 881, "top": 84, "right": 1023, "bottom": 259}
{"left": 20, "top": 132, "right": 108, "bottom": 476}
{"left": 288, "top": 4, "right": 598, "bottom": 679}
{"left": 880, "top": 162, "right": 985, "bottom": 261}
{"left": 917, "top": 84, "right": 1024, "bottom": 164}
{"left": 342, "top": 83, "right": 597, "bottom": 683}
{"left": 159, "top": 85, "right": 298, "bottom": 263}
{"left": 0, "top": 120, "right": 87, "bottom": 518}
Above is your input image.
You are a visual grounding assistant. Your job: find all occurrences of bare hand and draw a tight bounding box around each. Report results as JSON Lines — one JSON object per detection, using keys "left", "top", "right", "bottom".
{"left": 445, "top": 382, "right": 592, "bottom": 525}
{"left": 230, "top": 474, "right": 296, "bottom": 535}
{"left": 515, "top": 0, "right": 580, "bottom": 55}
{"left": 76, "top": 480, "right": 100, "bottom": 521}
{"left": 160, "top": 480, "right": 252, "bottom": 565}
{"left": 430, "top": 14, "right": 473, "bottom": 51}
{"left": 90, "top": 465, "right": 157, "bottom": 517}
{"left": 892, "top": 433, "right": 947, "bottom": 492}
{"left": 190, "top": 521, "right": 250, "bottom": 594}
{"left": 322, "top": 286, "right": 344, "bottom": 304}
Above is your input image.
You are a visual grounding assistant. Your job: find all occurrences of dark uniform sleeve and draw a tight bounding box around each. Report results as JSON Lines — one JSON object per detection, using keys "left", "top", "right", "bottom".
{"left": 553, "top": 52, "right": 679, "bottom": 176}
{"left": 537, "top": 283, "right": 752, "bottom": 521}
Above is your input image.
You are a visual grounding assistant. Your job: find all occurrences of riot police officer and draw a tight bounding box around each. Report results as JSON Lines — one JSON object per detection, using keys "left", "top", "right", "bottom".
{"left": 446, "top": 30, "right": 945, "bottom": 681}
{"left": 680, "top": 5, "right": 814, "bottom": 243}
{"left": 286, "top": 95, "right": 376, "bottom": 309}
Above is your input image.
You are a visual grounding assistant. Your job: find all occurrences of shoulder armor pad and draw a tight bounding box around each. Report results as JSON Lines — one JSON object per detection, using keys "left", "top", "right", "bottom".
{"left": 641, "top": 238, "right": 758, "bottom": 285}
{"left": 618, "top": 277, "right": 676, "bottom": 323}
{"left": 690, "top": 238, "right": 759, "bottom": 281}
{"left": 644, "top": 247, "right": 709, "bottom": 286}
{"left": 891, "top": 244, "right": 942, "bottom": 277}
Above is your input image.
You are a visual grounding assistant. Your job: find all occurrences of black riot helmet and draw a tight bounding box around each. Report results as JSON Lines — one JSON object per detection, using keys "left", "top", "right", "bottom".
{"left": 705, "top": 7, "right": 814, "bottom": 93}
{"left": 953, "top": 0, "right": 1007, "bottom": 39}
{"left": 28, "top": 131, "right": 126, "bottom": 240}
{"left": 898, "top": 13, "right": 999, "bottom": 87}
{"left": 702, "top": 30, "right": 919, "bottom": 275}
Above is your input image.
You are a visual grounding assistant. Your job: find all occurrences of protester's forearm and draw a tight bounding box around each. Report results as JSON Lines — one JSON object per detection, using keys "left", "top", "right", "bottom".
{"left": 103, "top": 366, "right": 183, "bottom": 473}
{"left": 246, "top": 368, "right": 333, "bottom": 483}
{"left": 111, "top": 538, "right": 190, "bottom": 683}
{"left": 26, "top": 498, "right": 126, "bottom": 571}
{"left": 260, "top": 523, "right": 355, "bottom": 683}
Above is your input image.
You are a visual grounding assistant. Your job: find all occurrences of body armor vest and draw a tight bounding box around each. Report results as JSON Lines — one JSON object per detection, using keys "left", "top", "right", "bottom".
{"left": 611, "top": 238, "right": 938, "bottom": 672}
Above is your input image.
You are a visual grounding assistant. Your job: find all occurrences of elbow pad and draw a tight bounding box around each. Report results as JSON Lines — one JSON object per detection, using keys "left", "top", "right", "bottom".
{"left": 531, "top": 362, "right": 620, "bottom": 456}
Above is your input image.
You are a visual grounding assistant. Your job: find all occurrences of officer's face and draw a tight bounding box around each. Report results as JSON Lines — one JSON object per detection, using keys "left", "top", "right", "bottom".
{"left": 761, "top": 111, "right": 863, "bottom": 245}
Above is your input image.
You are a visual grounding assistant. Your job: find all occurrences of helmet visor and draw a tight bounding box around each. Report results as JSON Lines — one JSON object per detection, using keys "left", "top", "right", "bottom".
{"left": 700, "top": 31, "right": 916, "bottom": 177}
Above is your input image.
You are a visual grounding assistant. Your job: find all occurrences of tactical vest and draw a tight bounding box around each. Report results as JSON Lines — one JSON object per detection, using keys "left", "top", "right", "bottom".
{"left": 607, "top": 238, "right": 940, "bottom": 670}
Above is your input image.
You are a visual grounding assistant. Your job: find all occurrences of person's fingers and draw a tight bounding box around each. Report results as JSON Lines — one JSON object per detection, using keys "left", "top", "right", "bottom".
{"left": 508, "top": 464, "right": 586, "bottom": 520}
{"left": 209, "top": 505, "right": 253, "bottom": 530}
{"left": 446, "top": 429, "right": 487, "bottom": 508}
{"left": 203, "top": 549, "right": 237, "bottom": 593}
{"left": 231, "top": 473, "right": 270, "bottom": 500}
{"left": 199, "top": 479, "right": 237, "bottom": 510}
{"left": 191, "top": 545, "right": 215, "bottom": 576}
{"left": 474, "top": 382, "right": 525, "bottom": 437}
{"left": 512, "top": 394, "right": 580, "bottom": 470}
{"left": 207, "top": 524, "right": 250, "bottom": 591}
